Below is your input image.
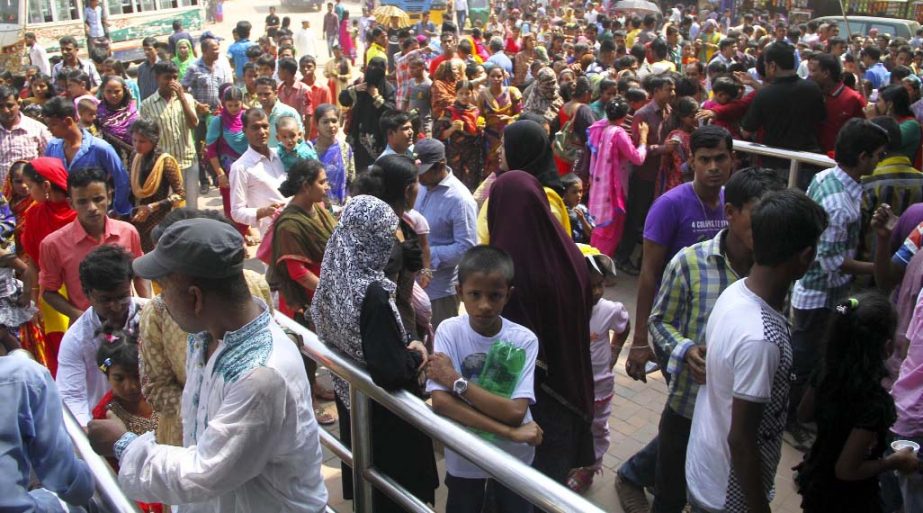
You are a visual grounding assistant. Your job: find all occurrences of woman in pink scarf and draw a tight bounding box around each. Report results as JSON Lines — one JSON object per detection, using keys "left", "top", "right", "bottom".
{"left": 339, "top": 11, "right": 356, "bottom": 63}
{"left": 587, "top": 97, "right": 648, "bottom": 256}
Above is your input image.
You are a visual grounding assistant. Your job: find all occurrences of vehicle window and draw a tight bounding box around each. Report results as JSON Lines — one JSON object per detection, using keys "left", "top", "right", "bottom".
{"left": 870, "top": 23, "right": 900, "bottom": 37}
{"left": 28, "top": 0, "right": 79, "bottom": 23}
{"left": 1, "top": 0, "right": 18, "bottom": 23}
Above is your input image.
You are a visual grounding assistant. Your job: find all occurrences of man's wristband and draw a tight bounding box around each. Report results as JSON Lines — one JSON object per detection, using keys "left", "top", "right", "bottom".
{"left": 113, "top": 432, "right": 138, "bottom": 460}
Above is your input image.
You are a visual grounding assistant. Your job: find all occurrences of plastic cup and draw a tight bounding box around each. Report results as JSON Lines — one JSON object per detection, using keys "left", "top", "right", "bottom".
{"left": 890, "top": 440, "right": 920, "bottom": 455}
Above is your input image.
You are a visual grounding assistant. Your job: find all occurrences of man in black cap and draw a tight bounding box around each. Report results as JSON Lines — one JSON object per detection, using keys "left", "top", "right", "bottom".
{"left": 413, "top": 138, "right": 478, "bottom": 328}
{"left": 88, "top": 218, "right": 328, "bottom": 513}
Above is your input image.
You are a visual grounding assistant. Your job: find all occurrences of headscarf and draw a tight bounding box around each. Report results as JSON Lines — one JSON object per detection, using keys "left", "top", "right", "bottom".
{"left": 96, "top": 79, "right": 138, "bottom": 147}
{"left": 486, "top": 171, "right": 595, "bottom": 438}
{"left": 523, "top": 66, "right": 563, "bottom": 123}
{"left": 20, "top": 158, "right": 77, "bottom": 263}
{"left": 205, "top": 103, "right": 249, "bottom": 157}
{"left": 311, "top": 195, "right": 403, "bottom": 405}
{"left": 503, "top": 120, "right": 563, "bottom": 194}
{"left": 172, "top": 39, "right": 194, "bottom": 80}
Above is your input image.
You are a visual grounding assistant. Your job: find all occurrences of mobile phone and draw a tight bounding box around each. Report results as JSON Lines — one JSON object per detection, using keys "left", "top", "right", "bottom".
{"left": 644, "top": 361, "right": 660, "bottom": 374}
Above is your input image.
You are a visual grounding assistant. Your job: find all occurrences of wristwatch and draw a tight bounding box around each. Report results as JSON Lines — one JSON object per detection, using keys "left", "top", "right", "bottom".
{"left": 452, "top": 377, "right": 469, "bottom": 396}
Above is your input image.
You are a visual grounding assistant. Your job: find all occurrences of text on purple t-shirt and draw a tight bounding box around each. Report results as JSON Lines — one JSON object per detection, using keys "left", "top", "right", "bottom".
{"left": 643, "top": 182, "right": 728, "bottom": 261}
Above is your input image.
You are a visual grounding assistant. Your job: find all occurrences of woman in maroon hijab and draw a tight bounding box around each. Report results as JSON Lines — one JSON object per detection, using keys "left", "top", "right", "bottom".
{"left": 487, "top": 170, "right": 595, "bottom": 483}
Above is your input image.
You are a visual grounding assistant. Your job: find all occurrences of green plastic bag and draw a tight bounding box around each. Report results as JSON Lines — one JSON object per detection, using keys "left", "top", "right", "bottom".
{"left": 473, "top": 340, "right": 527, "bottom": 441}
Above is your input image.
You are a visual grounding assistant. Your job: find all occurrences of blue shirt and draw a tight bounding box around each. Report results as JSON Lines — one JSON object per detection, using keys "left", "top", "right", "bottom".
{"left": 279, "top": 140, "right": 318, "bottom": 171}
{"left": 487, "top": 52, "right": 514, "bottom": 81}
{"left": 865, "top": 62, "right": 891, "bottom": 90}
{"left": 414, "top": 170, "right": 477, "bottom": 300}
{"left": 45, "top": 129, "right": 132, "bottom": 216}
{"left": 227, "top": 39, "right": 256, "bottom": 81}
{"left": 0, "top": 356, "right": 94, "bottom": 513}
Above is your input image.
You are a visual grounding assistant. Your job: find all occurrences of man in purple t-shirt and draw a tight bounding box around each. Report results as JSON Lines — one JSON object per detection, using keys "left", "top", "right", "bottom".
{"left": 615, "top": 125, "right": 732, "bottom": 506}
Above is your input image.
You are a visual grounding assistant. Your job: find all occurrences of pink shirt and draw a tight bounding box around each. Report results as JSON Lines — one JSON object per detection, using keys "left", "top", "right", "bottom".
{"left": 893, "top": 287, "right": 923, "bottom": 438}
{"left": 277, "top": 81, "right": 312, "bottom": 120}
{"left": 39, "top": 218, "right": 143, "bottom": 310}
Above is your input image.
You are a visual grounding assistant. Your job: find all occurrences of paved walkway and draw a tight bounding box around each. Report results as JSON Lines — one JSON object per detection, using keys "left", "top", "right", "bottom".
{"left": 308, "top": 273, "right": 806, "bottom": 513}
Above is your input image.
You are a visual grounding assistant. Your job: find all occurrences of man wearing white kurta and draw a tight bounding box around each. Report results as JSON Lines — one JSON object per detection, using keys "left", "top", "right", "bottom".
{"left": 87, "top": 218, "right": 328, "bottom": 513}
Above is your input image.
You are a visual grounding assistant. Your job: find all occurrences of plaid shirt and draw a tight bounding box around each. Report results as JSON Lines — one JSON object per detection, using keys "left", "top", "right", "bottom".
{"left": 792, "top": 166, "right": 863, "bottom": 310}
{"left": 0, "top": 114, "right": 50, "bottom": 184}
{"left": 182, "top": 58, "right": 234, "bottom": 109}
{"left": 651, "top": 230, "right": 739, "bottom": 419}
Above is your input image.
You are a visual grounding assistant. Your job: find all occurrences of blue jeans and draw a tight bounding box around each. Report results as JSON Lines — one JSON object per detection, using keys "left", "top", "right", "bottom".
{"left": 326, "top": 35, "right": 337, "bottom": 56}
{"left": 456, "top": 10, "right": 467, "bottom": 30}
{"left": 618, "top": 435, "right": 658, "bottom": 489}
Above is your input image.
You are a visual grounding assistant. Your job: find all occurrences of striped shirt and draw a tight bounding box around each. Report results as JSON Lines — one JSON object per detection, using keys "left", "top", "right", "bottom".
{"left": 651, "top": 230, "right": 740, "bottom": 420}
{"left": 139, "top": 91, "right": 197, "bottom": 169}
{"left": 0, "top": 114, "right": 50, "bottom": 184}
{"left": 859, "top": 156, "right": 923, "bottom": 260}
{"left": 792, "top": 166, "right": 863, "bottom": 310}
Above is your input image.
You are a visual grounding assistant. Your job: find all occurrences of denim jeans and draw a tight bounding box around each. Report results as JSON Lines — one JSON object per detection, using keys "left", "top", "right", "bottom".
{"left": 618, "top": 436, "right": 658, "bottom": 489}
{"left": 326, "top": 35, "right": 337, "bottom": 56}
{"left": 456, "top": 10, "right": 467, "bottom": 30}
{"left": 445, "top": 474, "right": 532, "bottom": 513}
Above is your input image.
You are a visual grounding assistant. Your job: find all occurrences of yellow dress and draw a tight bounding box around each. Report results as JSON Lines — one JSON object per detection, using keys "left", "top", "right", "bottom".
{"left": 477, "top": 187, "right": 571, "bottom": 244}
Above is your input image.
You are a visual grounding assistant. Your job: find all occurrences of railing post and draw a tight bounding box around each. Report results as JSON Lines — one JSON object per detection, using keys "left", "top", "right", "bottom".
{"left": 350, "top": 386, "right": 375, "bottom": 513}
{"left": 788, "top": 159, "right": 801, "bottom": 189}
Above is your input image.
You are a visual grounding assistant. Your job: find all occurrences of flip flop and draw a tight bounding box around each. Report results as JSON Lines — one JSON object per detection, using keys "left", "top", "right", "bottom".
{"left": 314, "top": 407, "right": 336, "bottom": 426}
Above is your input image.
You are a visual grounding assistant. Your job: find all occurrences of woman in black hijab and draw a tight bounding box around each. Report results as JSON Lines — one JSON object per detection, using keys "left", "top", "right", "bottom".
{"left": 339, "top": 56, "right": 397, "bottom": 171}
{"left": 476, "top": 119, "right": 571, "bottom": 242}
{"left": 487, "top": 170, "right": 595, "bottom": 483}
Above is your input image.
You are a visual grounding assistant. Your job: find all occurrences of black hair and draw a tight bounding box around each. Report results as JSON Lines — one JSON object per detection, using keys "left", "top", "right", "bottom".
{"left": 763, "top": 41, "right": 796, "bottom": 71}
{"left": 130, "top": 118, "right": 160, "bottom": 147}
{"left": 0, "top": 84, "right": 16, "bottom": 102}
{"left": 96, "top": 329, "right": 140, "bottom": 376}
{"left": 254, "top": 76, "right": 277, "bottom": 89}
{"left": 629, "top": 44, "right": 646, "bottom": 63}
{"left": 458, "top": 245, "right": 514, "bottom": 287}
{"left": 690, "top": 125, "right": 732, "bottom": 155}
{"left": 645, "top": 74, "right": 674, "bottom": 94}
{"left": 28, "top": 73, "right": 55, "bottom": 99}
{"left": 560, "top": 172, "right": 582, "bottom": 191}
{"left": 221, "top": 83, "right": 244, "bottom": 103}
{"left": 751, "top": 189, "right": 828, "bottom": 266}
{"left": 313, "top": 103, "right": 338, "bottom": 122}
{"left": 724, "top": 167, "right": 785, "bottom": 209}
{"left": 352, "top": 154, "right": 418, "bottom": 207}
{"left": 891, "top": 65, "right": 914, "bottom": 84}
{"left": 379, "top": 110, "right": 412, "bottom": 135}
{"left": 277, "top": 57, "right": 298, "bottom": 75}
{"left": 605, "top": 97, "right": 630, "bottom": 121}
{"left": 650, "top": 38, "right": 668, "bottom": 60}
{"left": 674, "top": 77, "right": 700, "bottom": 98}
{"left": 67, "top": 166, "right": 111, "bottom": 194}
{"left": 706, "top": 60, "right": 727, "bottom": 76}
{"left": 861, "top": 46, "right": 882, "bottom": 61}
{"left": 719, "top": 37, "right": 737, "bottom": 51}
{"left": 141, "top": 36, "right": 157, "bottom": 48}
{"left": 41, "top": 96, "right": 76, "bottom": 120}
{"left": 573, "top": 76, "right": 592, "bottom": 99}
{"left": 600, "top": 39, "right": 616, "bottom": 54}
{"left": 242, "top": 61, "right": 258, "bottom": 75}
{"left": 89, "top": 46, "right": 109, "bottom": 65}
{"left": 711, "top": 75, "right": 742, "bottom": 98}
{"left": 152, "top": 60, "right": 179, "bottom": 77}
{"left": 598, "top": 78, "right": 617, "bottom": 95}
{"left": 79, "top": 244, "right": 134, "bottom": 295}
{"left": 625, "top": 87, "right": 647, "bottom": 103}
{"left": 59, "top": 35, "right": 79, "bottom": 48}
{"left": 243, "top": 107, "right": 268, "bottom": 128}
{"left": 66, "top": 70, "right": 90, "bottom": 90}
{"left": 811, "top": 52, "right": 842, "bottom": 82}
{"left": 279, "top": 158, "right": 325, "bottom": 197}
{"left": 815, "top": 291, "right": 896, "bottom": 426}
{"left": 245, "top": 46, "right": 264, "bottom": 60}
{"left": 299, "top": 54, "right": 317, "bottom": 67}
{"left": 871, "top": 116, "right": 903, "bottom": 152}
{"left": 834, "top": 118, "right": 890, "bottom": 167}
{"left": 237, "top": 20, "right": 252, "bottom": 39}
{"left": 256, "top": 54, "right": 277, "bottom": 72}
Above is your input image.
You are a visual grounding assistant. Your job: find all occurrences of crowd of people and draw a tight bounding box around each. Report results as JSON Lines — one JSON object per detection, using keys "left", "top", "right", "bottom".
{"left": 5, "top": 1, "right": 923, "bottom": 513}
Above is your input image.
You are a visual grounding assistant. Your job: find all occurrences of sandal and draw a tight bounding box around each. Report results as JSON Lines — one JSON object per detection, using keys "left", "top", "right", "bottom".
{"left": 566, "top": 467, "right": 595, "bottom": 494}
{"left": 245, "top": 235, "right": 260, "bottom": 246}
{"left": 314, "top": 406, "right": 336, "bottom": 426}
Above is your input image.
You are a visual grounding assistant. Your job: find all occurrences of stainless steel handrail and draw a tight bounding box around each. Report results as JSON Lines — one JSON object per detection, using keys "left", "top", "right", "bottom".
{"left": 7, "top": 349, "right": 141, "bottom": 513}
{"left": 732, "top": 139, "right": 835, "bottom": 188}
{"left": 276, "top": 312, "right": 606, "bottom": 513}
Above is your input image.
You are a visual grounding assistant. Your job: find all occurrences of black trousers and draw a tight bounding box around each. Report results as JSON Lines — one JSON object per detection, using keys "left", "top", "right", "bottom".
{"left": 615, "top": 176, "right": 655, "bottom": 263}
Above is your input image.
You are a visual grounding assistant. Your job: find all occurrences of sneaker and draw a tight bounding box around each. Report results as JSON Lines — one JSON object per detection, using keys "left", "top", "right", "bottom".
{"left": 784, "top": 421, "right": 816, "bottom": 452}
{"left": 615, "top": 473, "right": 650, "bottom": 513}
{"left": 200, "top": 183, "right": 211, "bottom": 195}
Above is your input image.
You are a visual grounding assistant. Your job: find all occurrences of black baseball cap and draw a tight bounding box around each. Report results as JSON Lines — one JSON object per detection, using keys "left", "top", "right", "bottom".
{"left": 133, "top": 219, "right": 245, "bottom": 280}
{"left": 414, "top": 138, "right": 446, "bottom": 173}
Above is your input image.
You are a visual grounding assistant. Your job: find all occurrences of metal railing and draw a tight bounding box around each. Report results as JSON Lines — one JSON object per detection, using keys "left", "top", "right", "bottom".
{"left": 732, "top": 139, "right": 835, "bottom": 188}
{"left": 275, "top": 312, "right": 607, "bottom": 513}
{"left": 8, "top": 349, "right": 140, "bottom": 513}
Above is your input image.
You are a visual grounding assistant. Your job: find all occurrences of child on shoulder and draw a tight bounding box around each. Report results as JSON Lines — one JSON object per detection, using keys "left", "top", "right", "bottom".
{"left": 567, "top": 248, "right": 630, "bottom": 493}
{"left": 426, "top": 246, "right": 541, "bottom": 513}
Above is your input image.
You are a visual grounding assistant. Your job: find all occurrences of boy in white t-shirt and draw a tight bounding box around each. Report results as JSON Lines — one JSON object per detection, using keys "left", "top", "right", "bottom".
{"left": 426, "top": 246, "right": 542, "bottom": 513}
{"left": 566, "top": 249, "right": 630, "bottom": 493}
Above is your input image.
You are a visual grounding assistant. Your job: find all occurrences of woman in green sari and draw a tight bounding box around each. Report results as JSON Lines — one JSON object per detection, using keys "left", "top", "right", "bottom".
{"left": 172, "top": 39, "right": 194, "bottom": 82}
{"left": 269, "top": 158, "right": 338, "bottom": 425}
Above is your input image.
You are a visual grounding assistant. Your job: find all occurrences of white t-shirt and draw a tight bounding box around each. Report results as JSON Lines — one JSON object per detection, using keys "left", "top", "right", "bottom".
{"left": 685, "top": 279, "right": 792, "bottom": 512}
{"left": 590, "top": 299, "right": 629, "bottom": 401}
{"left": 426, "top": 315, "right": 538, "bottom": 479}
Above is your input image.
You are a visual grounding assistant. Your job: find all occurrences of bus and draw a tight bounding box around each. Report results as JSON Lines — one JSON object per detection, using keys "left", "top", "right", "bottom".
{"left": 379, "top": 0, "right": 447, "bottom": 25}
{"left": 0, "top": 0, "right": 205, "bottom": 72}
